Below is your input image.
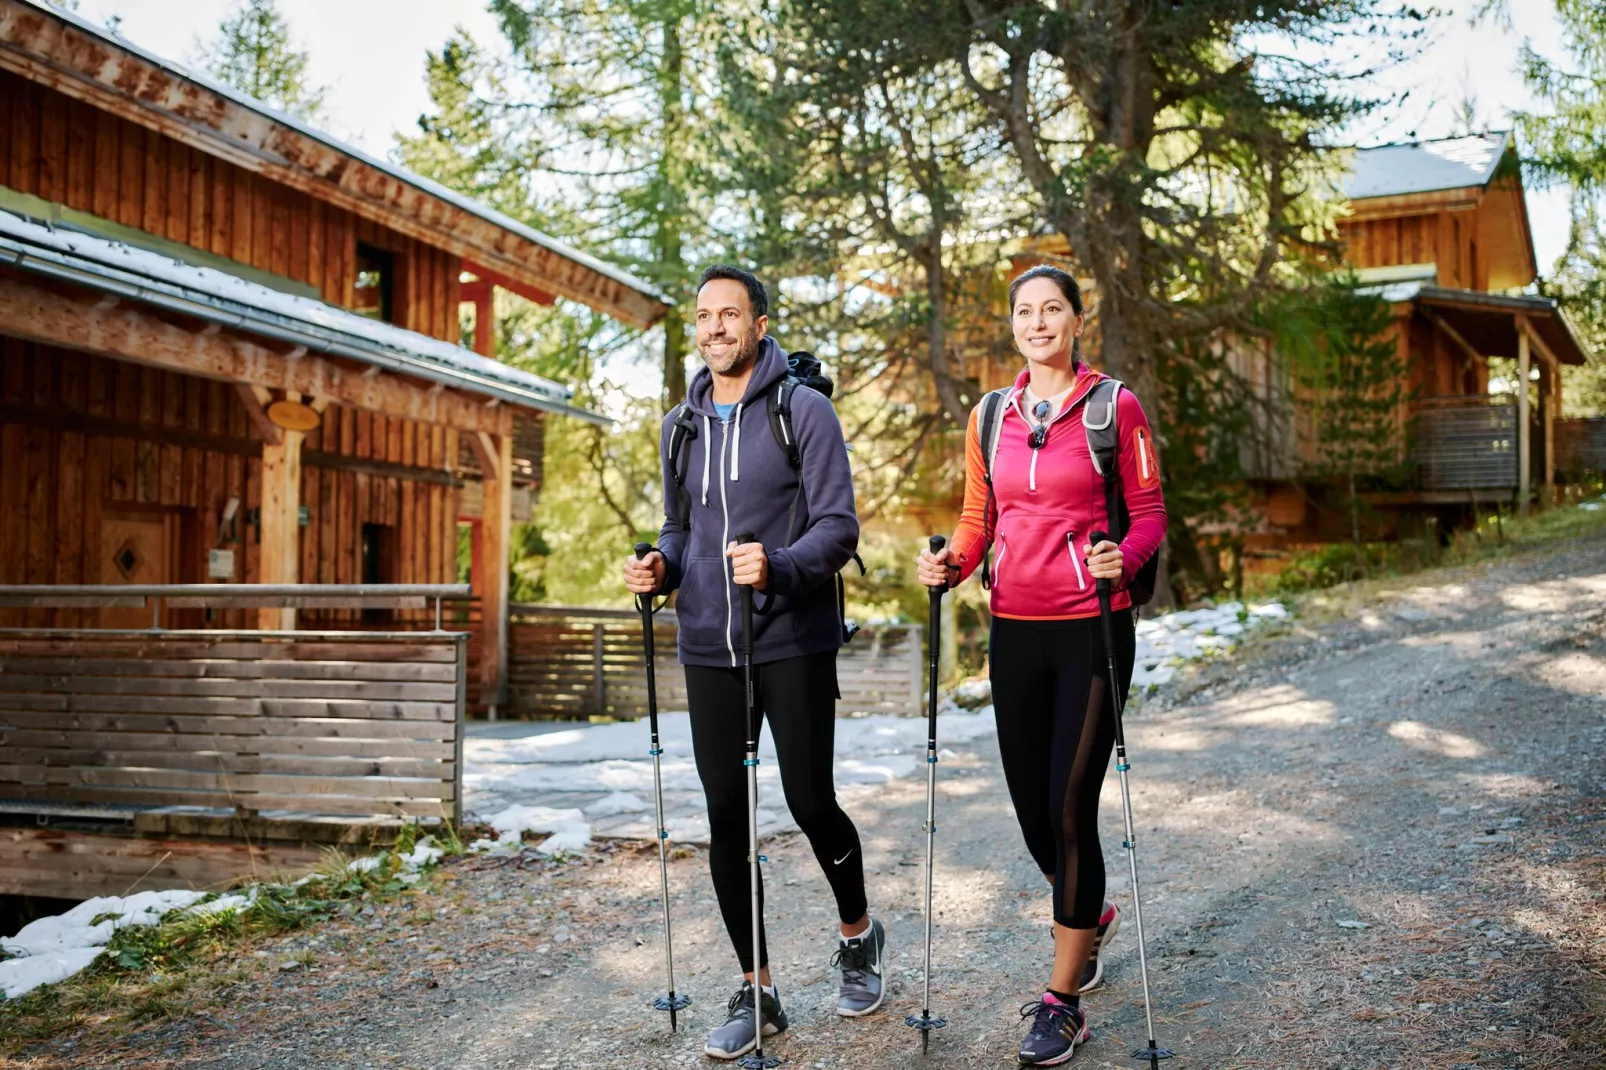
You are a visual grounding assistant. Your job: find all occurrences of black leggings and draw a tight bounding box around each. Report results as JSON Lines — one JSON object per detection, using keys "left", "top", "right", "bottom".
{"left": 685, "top": 649, "right": 867, "bottom": 973}
{"left": 990, "top": 611, "right": 1135, "bottom": 929}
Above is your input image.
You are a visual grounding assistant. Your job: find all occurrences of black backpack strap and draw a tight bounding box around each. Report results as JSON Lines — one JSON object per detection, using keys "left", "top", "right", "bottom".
{"left": 1083, "top": 379, "right": 1124, "bottom": 535}
{"left": 975, "top": 388, "right": 1010, "bottom": 591}
{"left": 769, "top": 377, "right": 802, "bottom": 470}
{"left": 667, "top": 402, "right": 698, "bottom": 530}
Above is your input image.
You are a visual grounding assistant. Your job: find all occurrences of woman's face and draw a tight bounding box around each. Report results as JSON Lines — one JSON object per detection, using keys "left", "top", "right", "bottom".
{"left": 1011, "top": 277, "right": 1083, "bottom": 367}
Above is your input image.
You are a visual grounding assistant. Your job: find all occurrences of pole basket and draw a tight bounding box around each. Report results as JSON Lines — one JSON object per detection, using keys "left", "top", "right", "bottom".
{"left": 737, "top": 1052, "right": 782, "bottom": 1069}
{"left": 1133, "top": 1043, "right": 1176, "bottom": 1064}
{"left": 652, "top": 994, "right": 692, "bottom": 1012}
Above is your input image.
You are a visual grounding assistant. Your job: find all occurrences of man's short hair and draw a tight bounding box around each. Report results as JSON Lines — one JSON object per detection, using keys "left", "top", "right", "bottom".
{"left": 697, "top": 265, "right": 769, "bottom": 319}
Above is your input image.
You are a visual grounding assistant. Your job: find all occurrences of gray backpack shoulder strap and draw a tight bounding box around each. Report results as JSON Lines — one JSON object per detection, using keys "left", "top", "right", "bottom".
{"left": 978, "top": 388, "right": 1011, "bottom": 484}
{"left": 1082, "top": 378, "right": 1123, "bottom": 479}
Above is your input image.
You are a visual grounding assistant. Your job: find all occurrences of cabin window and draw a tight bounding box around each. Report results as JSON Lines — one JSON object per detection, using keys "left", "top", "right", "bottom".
{"left": 354, "top": 243, "right": 395, "bottom": 323}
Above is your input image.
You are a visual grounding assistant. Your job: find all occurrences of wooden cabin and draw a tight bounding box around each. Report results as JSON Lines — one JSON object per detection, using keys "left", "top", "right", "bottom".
{"left": 0, "top": 0, "right": 670, "bottom": 712}
{"left": 1230, "top": 132, "right": 1598, "bottom": 554}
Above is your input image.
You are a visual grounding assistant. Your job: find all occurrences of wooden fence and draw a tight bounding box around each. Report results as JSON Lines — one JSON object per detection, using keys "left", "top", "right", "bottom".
{"left": 1558, "top": 417, "right": 1606, "bottom": 478}
{"left": 505, "top": 604, "right": 924, "bottom": 718}
{"left": 0, "top": 630, "right": 467, "bottom": 823}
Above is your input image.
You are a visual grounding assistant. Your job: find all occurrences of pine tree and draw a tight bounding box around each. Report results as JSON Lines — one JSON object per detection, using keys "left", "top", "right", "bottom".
{"left": 1510, "top": 0, "right": 1606, "bottom": 415}
{"left": 192, "top": 0, "right": 328, "bottom": 123}
{"left": 1286, "top": 277, "right": 1411, "bottom": 575}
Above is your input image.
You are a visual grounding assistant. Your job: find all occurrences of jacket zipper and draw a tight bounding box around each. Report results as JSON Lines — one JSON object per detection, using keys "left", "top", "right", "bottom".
{"left": 1136, "top": 428, "right": 1151, "bottom": 480}
{"left": 1065, "top": 531, "right": 1087, "bottom": 590}
{"left": 717, "top": 416, "right": 736, "bottom": 667}
{"left": 993, "top": 534, "right": 1007, "bottom": 589}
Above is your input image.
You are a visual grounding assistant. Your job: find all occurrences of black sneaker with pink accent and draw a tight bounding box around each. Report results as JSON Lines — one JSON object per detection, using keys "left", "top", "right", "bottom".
{"left": 1079, "top": 901, "right": 1120, "bottom": 994}
{"left": 1017, "top": 995, "right": 1090, "bottom": 1066}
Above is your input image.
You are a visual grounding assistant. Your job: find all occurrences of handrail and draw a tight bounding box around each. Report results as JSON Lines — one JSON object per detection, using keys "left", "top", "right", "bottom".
{"left": 0, "top": 584, "right": 471, "bottom": 621}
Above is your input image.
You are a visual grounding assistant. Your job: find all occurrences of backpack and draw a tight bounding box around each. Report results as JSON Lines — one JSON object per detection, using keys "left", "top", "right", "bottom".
{"left": 666, "top": 351, "right": 866, "bottom": 642}
{"left": 975, "top": 378, "right": 1159, "bottom": 606}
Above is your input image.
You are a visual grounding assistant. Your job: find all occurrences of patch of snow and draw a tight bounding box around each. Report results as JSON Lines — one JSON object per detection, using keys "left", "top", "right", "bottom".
{"left": 346, "top": 856, "right": 383, "bottom": 873}
{"left": 473, "top": 804, "right": 593, "bottom": 856}
{"left": 583, "top": 792, "right": 652, "bottom": 818}
{"left": 1, "top": 889, "right": 209, "bottom": 999}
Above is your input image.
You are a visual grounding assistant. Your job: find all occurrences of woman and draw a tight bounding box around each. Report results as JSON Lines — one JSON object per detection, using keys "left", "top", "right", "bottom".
{"left": 917, "top": 265, "right": 1166, "bottom": 1066}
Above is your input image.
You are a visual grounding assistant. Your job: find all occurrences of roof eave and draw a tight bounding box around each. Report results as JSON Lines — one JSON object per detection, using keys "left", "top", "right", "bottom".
{"left": 0, "top": 233, "right": 612, "bottom": 426}
{"left": 0, "top": 0, "right": 671, "bottom": 331}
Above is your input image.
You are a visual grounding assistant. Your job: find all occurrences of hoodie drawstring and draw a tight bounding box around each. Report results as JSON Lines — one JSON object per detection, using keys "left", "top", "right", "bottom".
{"left": 730, "top": 403, "right": 744, "bottom": 481}
{"left": 699, "top": 414, "right": 712, "bottom": 506}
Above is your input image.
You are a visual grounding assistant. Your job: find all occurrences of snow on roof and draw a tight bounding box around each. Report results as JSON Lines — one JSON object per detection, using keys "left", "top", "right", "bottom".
{"left": 1344, "top": 132, "right": 1512, "bottom": 201}
{"left": 18, "top": 0, "right": 667, "bottom": 311}
{"left": 0, "top": 206, "right": 606, "bottom": 421}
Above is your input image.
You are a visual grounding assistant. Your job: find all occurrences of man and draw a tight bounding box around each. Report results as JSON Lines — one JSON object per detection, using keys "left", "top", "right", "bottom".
{"left": 623, "top": 266, "right": 884, "bottom": 1060}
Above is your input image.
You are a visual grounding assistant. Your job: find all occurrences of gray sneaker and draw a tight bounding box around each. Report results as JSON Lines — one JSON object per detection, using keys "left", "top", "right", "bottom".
{"left": 832, "top": 918, "right": 887, "bottom": 1017}
{"left": 703, "top": 982, "right": 788, "bottom": 1061}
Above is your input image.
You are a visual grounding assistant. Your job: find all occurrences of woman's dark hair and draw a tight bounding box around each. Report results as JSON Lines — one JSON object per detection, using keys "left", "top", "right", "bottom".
{"left": 697, "top": 264, "right": 769, "bottom": 319}
{"left": 1008, "top": 264, "right": 1083, "bottom": 316}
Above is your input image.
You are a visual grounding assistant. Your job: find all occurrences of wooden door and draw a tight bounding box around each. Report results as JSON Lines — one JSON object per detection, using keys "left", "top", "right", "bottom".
{"left": 99, "top": 509, "right": 182, "bottom": 629}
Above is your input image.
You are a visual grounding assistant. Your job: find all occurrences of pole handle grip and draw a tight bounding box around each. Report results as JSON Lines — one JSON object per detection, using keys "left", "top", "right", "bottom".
{"left": 1089, "top": 529, "right": 1113, "bottom": 597}
{"left": 927, "top": 534, "right": 948, "bottom": 594}
{"left": 634, "top": 541, "right": 653, "bottom": 560}
{"left": 734, "top": 531, "right": 757, "bottom": 545}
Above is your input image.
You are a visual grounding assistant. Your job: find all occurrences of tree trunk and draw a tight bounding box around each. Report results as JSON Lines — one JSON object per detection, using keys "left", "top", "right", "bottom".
{"left": 657, "top": 13, "right": 687, "bottom": 408}
{"left": 921, "top": 244, "right": 969, "bottom": 426}
{"left": 1348, "top": 469, "right": 1368, "bottom": 580}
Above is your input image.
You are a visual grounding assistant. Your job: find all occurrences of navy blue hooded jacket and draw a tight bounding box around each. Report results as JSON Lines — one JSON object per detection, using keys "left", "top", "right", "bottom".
{"left": 657, "top": 337, "right": 859, "bottom": 668}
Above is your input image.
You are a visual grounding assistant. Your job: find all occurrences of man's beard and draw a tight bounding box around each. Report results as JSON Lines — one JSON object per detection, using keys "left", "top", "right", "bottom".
{"left": 701, "top": 325, "right": 760, "bottom": 376}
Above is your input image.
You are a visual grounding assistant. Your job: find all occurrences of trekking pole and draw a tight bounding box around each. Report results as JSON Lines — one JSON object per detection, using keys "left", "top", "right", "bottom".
{"left": 635, "top": 543, "right": 691, "bottom": 1032}
{"left": 1088, "top": 531, "right": 1173, "bottom": 1068}
{"left": 905, "top": 535, "right": 949, "bottom": 1053}
{"left": 733, "top": 532, "right": 780, "bottom": 1070}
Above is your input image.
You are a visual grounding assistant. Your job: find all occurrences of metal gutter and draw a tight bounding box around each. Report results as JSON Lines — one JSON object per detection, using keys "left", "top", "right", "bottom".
{"left": 0, "top": 232, "right": 612, "bottom": 426}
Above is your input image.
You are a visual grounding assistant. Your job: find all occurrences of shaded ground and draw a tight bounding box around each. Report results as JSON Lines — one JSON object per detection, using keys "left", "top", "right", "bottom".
{"left": 6, "top": 533, "right": 1606, "bottom": 1070}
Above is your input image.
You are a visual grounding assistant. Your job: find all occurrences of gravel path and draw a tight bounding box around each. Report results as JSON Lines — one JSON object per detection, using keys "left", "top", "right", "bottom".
{"left": 10, "top": 533, "right": 1606, "bottom": 1070}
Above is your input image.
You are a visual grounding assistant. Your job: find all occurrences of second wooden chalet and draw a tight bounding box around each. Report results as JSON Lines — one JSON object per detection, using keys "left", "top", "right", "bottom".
{"left": 0, "top": 0, "right": 670, "bottom": 711}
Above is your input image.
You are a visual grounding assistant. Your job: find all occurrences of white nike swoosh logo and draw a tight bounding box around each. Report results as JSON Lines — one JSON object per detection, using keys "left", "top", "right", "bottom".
{"left": 833, "top": 850, "right": 854, "bottom": 865}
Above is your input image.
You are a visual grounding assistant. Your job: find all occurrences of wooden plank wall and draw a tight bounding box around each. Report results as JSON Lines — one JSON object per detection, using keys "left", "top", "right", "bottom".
{"left": 0, "top": 68, "right": 461, "bottom": 340}
{"left": 0, "top": 341, "right": 463, "bottom": 627}
{"left": 300, "top": 404, "right": 460, "bottom": 622}
{"left": 504, "top": 606, "right": 924, "bottom": 719}
{"left": 0, "top": 632, "right": 466, "bottom": 820}
{"left": 0, "top": 338, "right": 260, "bottom": 628}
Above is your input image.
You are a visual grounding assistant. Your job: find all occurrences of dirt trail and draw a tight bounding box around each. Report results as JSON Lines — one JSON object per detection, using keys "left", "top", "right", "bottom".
{"left": 11, "top": 534, "right": 1606, "bottom": 1070}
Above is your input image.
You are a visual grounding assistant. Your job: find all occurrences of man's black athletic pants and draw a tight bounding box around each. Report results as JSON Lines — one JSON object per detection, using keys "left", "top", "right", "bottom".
{"left": 685, "top": 649, "right": 867, "bottom": 973}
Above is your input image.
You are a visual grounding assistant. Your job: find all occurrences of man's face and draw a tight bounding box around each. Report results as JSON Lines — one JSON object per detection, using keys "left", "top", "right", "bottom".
{"left": 695, "top": 278, "right": 767, "bottom": 376}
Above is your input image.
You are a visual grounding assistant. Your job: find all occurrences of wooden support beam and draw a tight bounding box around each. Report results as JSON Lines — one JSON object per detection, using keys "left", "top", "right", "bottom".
{"left": 0, "top": 272, "right": 516, "bottom": 434}
{"left": 472, "top": 432, "right": 512, "bottom": 716}
{"left": 1517, "top": 321, "right": 1532, "bottom": 515}
{"left": 472, "top": 283, "right": 495, "bottom": 358}
{"left": 1424, "top": 309, "right": 1483, "bottom": 367}
{"left": 1517, "top": 314, "right": 1565, "bottom": 506}
{"left": 258, "top": 431, "right": 304, "bottom": 630}
{"left": 234, "top": 382, "right": 282, "bottom": 446}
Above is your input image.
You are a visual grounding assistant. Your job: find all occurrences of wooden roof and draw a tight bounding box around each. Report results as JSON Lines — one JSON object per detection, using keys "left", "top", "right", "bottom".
{"left": 0, "top": 0, "right": 671, "bottom": 330}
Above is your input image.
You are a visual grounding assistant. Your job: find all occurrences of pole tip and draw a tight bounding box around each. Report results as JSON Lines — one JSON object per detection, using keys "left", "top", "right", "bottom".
{"left": 634, "top": 541, "right": 653, "bottom": 560}
{"left": 929, "top": 534, "right": 946, "bottom": 553}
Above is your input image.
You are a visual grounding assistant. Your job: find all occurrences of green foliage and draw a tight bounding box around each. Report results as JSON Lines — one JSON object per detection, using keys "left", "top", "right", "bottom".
{"left": 1275, "top": 274, "right": 1412, "bottom": 570}
{"left": 1510, "top": 1, "right": 1606, "bottom": 413}
{"left": 0, "top": 835, "right": 451, "bottom": 1048}
{"left": 191, "top": 0, "right": 328, "bottom": 122}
